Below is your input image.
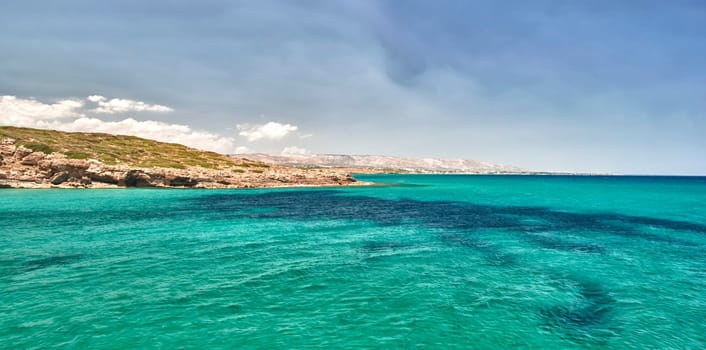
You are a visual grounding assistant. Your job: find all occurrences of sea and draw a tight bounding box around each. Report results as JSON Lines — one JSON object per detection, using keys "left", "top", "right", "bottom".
{"left": 1, "top": 175, "right": 705, "bottom": 348}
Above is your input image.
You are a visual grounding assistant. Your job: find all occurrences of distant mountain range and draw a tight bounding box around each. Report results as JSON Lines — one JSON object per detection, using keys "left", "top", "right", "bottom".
{"left": 238, "top": 154, "right": 525, "bottom": 174}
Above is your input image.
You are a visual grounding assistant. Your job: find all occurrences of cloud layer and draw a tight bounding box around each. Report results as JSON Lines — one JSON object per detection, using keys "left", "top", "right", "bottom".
{"left": 0, "top": 95, "right": 234, "bottom": 153}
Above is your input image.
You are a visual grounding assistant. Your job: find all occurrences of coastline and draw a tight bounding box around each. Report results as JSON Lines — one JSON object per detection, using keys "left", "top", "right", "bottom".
{"left": 0, "top": 135, "right": 364, "bottom": 189}
{"left": 0, "top": 180, "right": 375, "bottom": 189}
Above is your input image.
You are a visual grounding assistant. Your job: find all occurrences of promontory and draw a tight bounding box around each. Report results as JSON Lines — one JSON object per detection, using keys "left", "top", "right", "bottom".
{"left": 0, "top": 126, "right": 357, "bottom": 189}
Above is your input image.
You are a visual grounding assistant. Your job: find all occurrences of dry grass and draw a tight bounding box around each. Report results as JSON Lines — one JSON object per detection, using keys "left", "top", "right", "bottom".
{"left": 0, "top": 126, "right": 264, "bottom": 169}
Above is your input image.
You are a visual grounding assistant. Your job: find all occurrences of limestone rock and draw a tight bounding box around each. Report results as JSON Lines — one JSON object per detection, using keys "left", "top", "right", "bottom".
{"left": 20, "top": 152, "right": 46, "bottom": 166}
{"left": 50, "top": 172, "right": 70, "bottom": 185}
{"left": 1, "top": 137, "right": 16, "bottom": 145}
{"left": 14, "top": 146, "right": 33, "bottom": 160}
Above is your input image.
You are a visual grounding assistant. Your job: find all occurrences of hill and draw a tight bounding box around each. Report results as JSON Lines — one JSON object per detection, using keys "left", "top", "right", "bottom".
{"left": 0, "top": 126, "right": 251, "bottom": 169}
{"left": 0, "top": 126, "right": 357, "bottom": 188}
{"left": 240, "top": 153, "right": 524, "bottom": 174}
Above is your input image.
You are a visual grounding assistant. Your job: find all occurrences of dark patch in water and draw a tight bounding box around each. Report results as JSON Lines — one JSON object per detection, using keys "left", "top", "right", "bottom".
{"left": 541, "top": 280, "right": 618, "bottom": 342}
{"left": 360, "top": 241, "right": 409, "bottom": 252}
{"left": 439, "top": 233, "right": 516, "bottom": 266}
{"left": 226, "top": 304, "right": 242, "bottom": 312}
{"left": 193, "top": 190, "right": 705, "bottom": 249}
{"left": 526, "top": 234, "right": 605, "bottom": 254}
{"left": 24, "top": 254, "right": 82, "bottom": 271}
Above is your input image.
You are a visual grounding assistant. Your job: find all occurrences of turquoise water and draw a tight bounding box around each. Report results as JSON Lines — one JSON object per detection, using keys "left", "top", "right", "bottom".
{"left": 1, "top": 175, "right": 705, "bottom": 348}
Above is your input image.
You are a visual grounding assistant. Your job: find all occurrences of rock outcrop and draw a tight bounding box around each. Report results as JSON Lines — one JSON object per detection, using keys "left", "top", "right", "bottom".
{"left": 0, "top": 138, "right": 359, "bottom": 189}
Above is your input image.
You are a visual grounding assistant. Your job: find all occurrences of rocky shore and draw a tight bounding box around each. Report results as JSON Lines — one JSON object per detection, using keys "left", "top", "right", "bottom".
{"left": 0, "top": 138, "right": 358, "bottom": 189}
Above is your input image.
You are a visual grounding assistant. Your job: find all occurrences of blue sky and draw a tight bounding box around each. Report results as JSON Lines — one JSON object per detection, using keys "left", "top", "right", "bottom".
{"left": 1, "top": 0, "right": 705, "bottom": 174}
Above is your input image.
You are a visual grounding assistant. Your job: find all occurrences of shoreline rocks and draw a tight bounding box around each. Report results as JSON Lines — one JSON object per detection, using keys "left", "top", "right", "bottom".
{"left": 0, "top": 138, "right": 361, "bottom": 189}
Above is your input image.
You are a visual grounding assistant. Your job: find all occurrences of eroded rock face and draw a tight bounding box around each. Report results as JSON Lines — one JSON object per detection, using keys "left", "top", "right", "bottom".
{"left": 20, "top": 152, "right": 46, "bottom": 166}
{"left": 167, "top": 176, "right": 198, "bottom": 187}
{"left": 87, "top": 171, "right": 120, "bottom": 185}
{"left": 50, "top": 172, "right": 70, "bottom": 185}
{"left": 14, "top": 146, "right": 33, "bottom": 160}
{"left": 0, "top": 138, "right": 360, "bottom": 189}
{"left": 123, "top": 170, "right": 153, "bottom": 187}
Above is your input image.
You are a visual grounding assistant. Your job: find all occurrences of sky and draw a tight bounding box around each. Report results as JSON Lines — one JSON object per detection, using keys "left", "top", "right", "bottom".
{"left": 1, "top": 0, "right": 705, "bottom": 174}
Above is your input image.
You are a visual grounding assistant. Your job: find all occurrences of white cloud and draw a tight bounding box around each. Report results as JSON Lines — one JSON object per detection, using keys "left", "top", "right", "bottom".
{"left": 0, "top": 95, "right": 236, "bottom": 154}
{"left": 234, "top": 146, "right": 251, "bottom": 154}
{"left": 238, "top": 121, "right": 298, "bottom": 141}
{"left": 62, "top": 117, "right": 235, "bottom": 154}
{"left": 0, "top": 95, "right": 84, "bottom": 122}
{"left": 88, "top": 95, "right": 173, "bottom": 114}
{"left": 281, "top": 146, "right": 310, "bottom": 155}
{"left": 87, "top": 95, "right": 106, "bottom": 102}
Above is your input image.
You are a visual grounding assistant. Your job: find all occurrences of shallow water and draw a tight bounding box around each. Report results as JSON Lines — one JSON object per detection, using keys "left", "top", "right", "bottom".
{"left": 1, "top": 175, "right": 705, "bottom": 348}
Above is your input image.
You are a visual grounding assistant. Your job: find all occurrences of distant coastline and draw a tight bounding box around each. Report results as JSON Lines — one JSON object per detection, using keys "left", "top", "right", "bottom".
{"left": 239, "top": 153, "right": 525, "bottom": 174}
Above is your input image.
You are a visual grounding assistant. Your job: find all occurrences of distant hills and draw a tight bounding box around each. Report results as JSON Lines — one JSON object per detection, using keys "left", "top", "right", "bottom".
{"left": 239, "top": 154, "right": 525, "bottom": 174}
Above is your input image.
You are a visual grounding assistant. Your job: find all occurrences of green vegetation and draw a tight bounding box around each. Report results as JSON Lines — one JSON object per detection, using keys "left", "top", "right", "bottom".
{"left": 22, "top": 142, "right": 55, "bottom": 154}
{"left": 0, "top": 126, "right": 266, "bottom": 170}
{"left": 64, "top": 151, "right": 90, "bottom": 160}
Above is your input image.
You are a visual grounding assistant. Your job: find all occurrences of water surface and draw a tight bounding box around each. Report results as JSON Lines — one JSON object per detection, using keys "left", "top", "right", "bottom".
{"left": 1, "top": 175, "right": 705, "bottom": 348}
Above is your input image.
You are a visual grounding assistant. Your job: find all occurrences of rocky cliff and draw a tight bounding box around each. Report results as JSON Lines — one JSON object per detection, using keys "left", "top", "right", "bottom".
{"left": 0, "top": 128, "right": 357, "bottom": 189}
